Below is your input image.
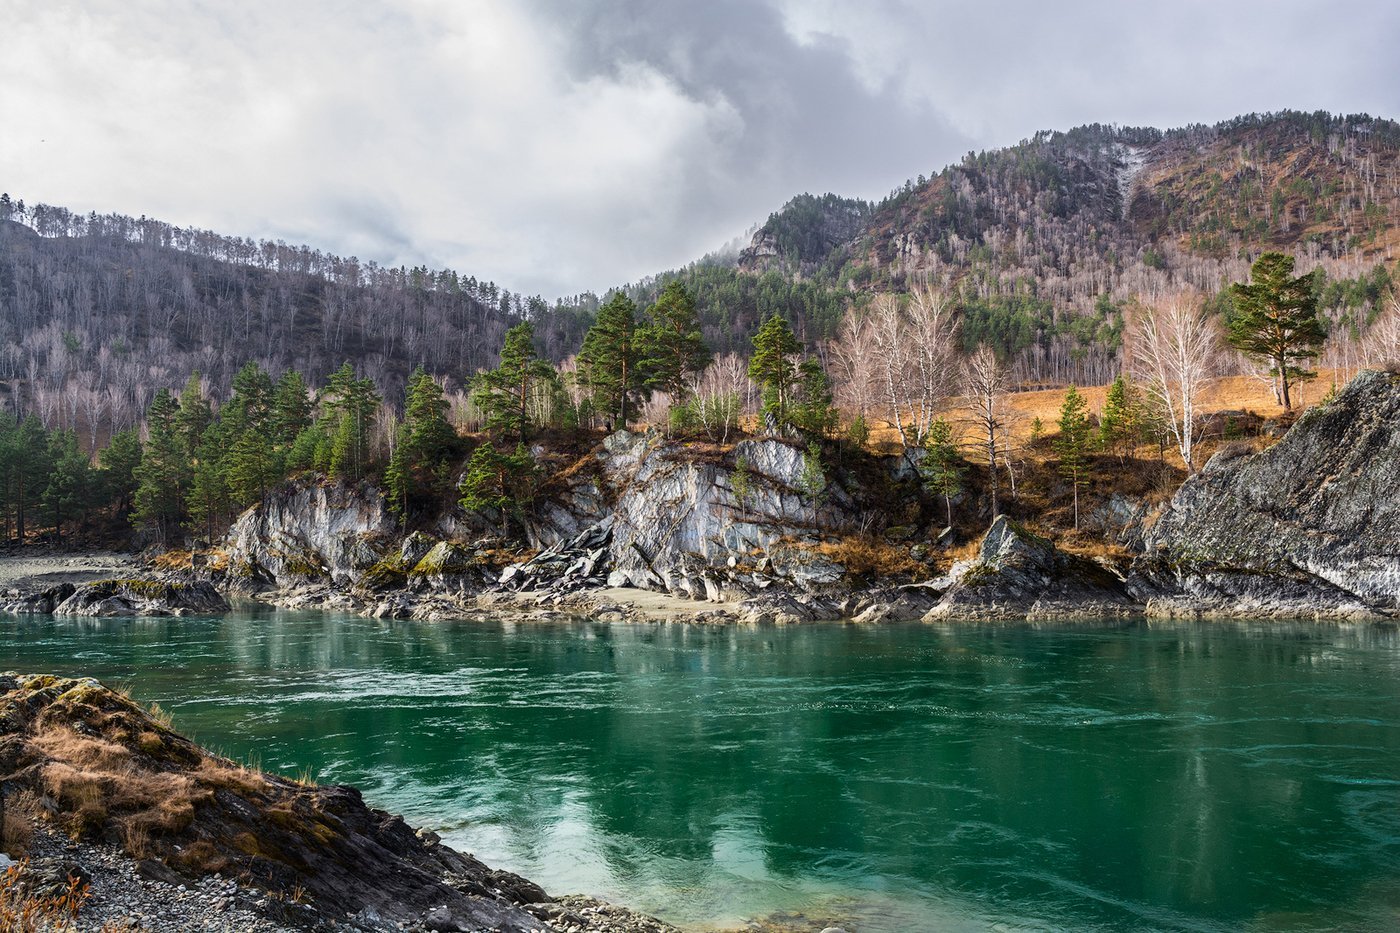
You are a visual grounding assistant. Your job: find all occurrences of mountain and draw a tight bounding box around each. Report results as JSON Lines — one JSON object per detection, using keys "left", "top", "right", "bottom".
{"left": 0, "top": 206, "right": 585, "bottom": 434}
{"left": 3, "top": 110, "right": 1397, "bottom": 435}
{"left": 601, "top": 110, "right": 1398, "bottom": 384}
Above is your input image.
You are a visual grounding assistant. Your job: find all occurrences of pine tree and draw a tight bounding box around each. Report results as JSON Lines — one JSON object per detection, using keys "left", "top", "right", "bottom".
{"left": 919, "top": 417, "right": 963, "bottom": 528}
{"left": 1098, "top": 374, "right": 1143, "bottom": 463}
{"left": 271, "top": 371, "right": 313, "bottom": 446}
{"left": 186, "top": 430, "right": 230, "bottom": 544}
{"left": 323, "top": 364, "right": 381, "bottom": 482}
{"left": 174, "top": 373, "right": 211, "bottom": 458}
{"left": 387, "top": 368, "right": 457, "bottom": 515}
{"left": 6, "top": 415, "right": 51, "bottom": 544}
{"left": 638, "top": 281, "right": 711, "bottom": 402}
{"left": 473, "top": 324, "right": 555, "bottom": 443}
{"left": 577, "top": 293, "right": 643, "bottom": 428}
{"left": 1228, "top": 252, "right": 1326, "bottom": 410}
{"left": 1055, "top": 385, "right": 1093, "bottom": 531}
{"left": 458, "top": 442, "right": 534, "bottom": 537}
{"left": 41, "top": 430, "right": 91, "bottom": 542}
{"left": 133, "top": 389, "right": 188, "bottom": 545}
{"left": 791, "top": 358, "right": 838, "bottom": 438}
{"left": 748, "top": 315, "right": 801, "bottom": 431}
{"left": 98, "top": 429, "right": 142, "bottom": 516}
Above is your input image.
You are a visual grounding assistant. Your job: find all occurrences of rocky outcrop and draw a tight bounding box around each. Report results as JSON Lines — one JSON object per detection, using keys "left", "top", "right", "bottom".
{"left": 1131, "top": 369, "right": 1400, "bottom": 619}
{"left": 51, "top": 579, "right": 229, "bottom": 617}
{"left": 922, "top": 516, "right": 1136, "bottom": 621}
{"left": 0, "top": 582, "right": 76, "bottom": 614}
{"left": 223, "top": 480, "right": 395, "bottom": 590}
{"left": 518, "top": 431, "right": 870, "bottom": 602}
{"left": 0, "top": 674, "right": 675, "bottom": 933}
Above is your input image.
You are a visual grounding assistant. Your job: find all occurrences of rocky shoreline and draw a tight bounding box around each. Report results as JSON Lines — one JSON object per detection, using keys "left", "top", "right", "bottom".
{"left": 0, "top": 673, "right": 678, "bottom": 933}
{"left": 3, "top": 371, "right": 1399, "bottom": 626}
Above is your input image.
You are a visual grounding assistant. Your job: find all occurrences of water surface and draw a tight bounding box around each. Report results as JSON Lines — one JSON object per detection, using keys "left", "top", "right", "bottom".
{"left": 3, "top": 612, "right": 1398, "bottom": 931}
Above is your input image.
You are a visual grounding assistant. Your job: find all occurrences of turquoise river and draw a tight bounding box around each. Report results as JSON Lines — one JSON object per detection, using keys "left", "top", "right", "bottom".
{"left": 3, "top": 611, "right": 1399, "bottom": 931}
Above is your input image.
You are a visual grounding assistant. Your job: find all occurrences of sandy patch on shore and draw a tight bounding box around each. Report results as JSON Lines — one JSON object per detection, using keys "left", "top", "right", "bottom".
{"left": 0, "top": 552, "right": 142, "bottom": 590}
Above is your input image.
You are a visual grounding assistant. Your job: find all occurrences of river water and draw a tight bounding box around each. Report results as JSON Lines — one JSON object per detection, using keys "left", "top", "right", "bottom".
{"left": 3, "top": 611, "right": 1398, "bottom": 931}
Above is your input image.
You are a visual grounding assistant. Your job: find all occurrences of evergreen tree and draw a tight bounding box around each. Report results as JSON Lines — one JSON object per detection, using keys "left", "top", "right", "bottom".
{"left": 1228, "top": 252, "right": 1326, "bottom": 410}
{"left": 133, "top": 389, "right": 188, "bottom": 545}
{"left": 6, "top": 415, "right": 51, "bottom": 544}
{"left": 748, "top": 315, "right": 801, "bottom": 431}
{"left": 186, "top": 430, "right": 231, "bottom": 544}
{"left": 41, "top": 430, "right": 92, "bottom": 542}
{"left": 1098, "top": 374, "right": 1143, "bottom": 463}
{"left": 271, "top": 371, "right": 313, "bottom": 446}
{"left": 919, "top": 417, "right": 963, "bottom": 528}
{"left": 577, "top": 293, "right": 643, "bottom": 428}
{"left": 472, "top": 323, "right": 556, "bottom": 443}
{"left": 457, "top": 442, "right": 535, "bottom": 537}
{"left": 174, "top": 373, "right": 211, "bottom": 457}
{"left": 387, "top": 368, "right": 458, "bottom": 515}
{"left": 638, "top": 281, "right": 711, "bottom": 402}
{"left": 323, "top": 363, "right": 381, "bottom": 482}
{"left": 790, "top": 358, "right": 838, "bottom": 438}
{"left": 98, "top": 429, "right": 142, "bottom": 517}
{"left": 1055, "top": 385, "right": 1093, "bottom": 531}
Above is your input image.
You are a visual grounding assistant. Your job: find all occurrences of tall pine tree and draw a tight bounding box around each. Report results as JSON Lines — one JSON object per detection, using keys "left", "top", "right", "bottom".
{"left": 472, "top": 323, "right": 555, "bottom": 443}
{"left": 578, "top": 293, "right": 644, "bottom": 428}
{"left": 1228, "top": 252, "right": 1325, "bottom": 410}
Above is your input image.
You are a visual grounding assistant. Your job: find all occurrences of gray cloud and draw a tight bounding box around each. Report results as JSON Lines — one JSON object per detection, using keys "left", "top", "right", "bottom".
{"left": 1, "top": 1, "right": 1395, "bottom": 298}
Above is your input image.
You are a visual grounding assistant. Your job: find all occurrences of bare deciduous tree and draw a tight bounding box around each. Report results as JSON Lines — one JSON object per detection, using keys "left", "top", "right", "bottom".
{"left": 1127, "top": 291, "right": 1220, "bottom": 472}
{"left": 1361, "top": 290, "right": 1400, "bottom": 368}
{"left": 962, "top": 344, "right": 1011, "bottom": 518}
{"left": 869, "top": 285, "right": 960, "bottom": 447}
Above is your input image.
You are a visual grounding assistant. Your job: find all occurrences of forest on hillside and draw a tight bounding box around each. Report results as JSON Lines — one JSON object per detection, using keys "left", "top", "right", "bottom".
{"left": 2, "top": 111, "right": 1399, "bottom": 452}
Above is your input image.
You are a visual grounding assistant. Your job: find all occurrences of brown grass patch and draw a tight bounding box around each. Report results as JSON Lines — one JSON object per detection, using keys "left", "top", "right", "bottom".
{"left": 153, "top": 550, "right": 193, "bottom": 571}
{"left": 818, "top": 536, "right": 919, "bottom": 577}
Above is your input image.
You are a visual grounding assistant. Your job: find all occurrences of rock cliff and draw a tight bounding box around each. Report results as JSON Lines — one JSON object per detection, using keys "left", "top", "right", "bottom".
{"left": 1131, "top": 369, "right": 1400, "bottom": 619}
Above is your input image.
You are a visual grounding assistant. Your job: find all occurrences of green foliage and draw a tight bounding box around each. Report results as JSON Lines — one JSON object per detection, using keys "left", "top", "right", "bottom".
{"left": 174, "top": 373, "right": 211, "bottom": 457}
{"left": 387, "top": 368, "right": 458, "bottom": 515}
{"left": 577, "top": 293, "right": 645, "bottom": 427}
{"left": 748, "top": 315, "right": 801, "bottom": 429}
{"left": 271, "top": 371, "right": 313, "bottom": 445}
{"left": 1055, "top": 385, "right": 1093, "bottom": 530}
{"left": 919, "top": 417, "right": 963, "bottom": 527}
{"left": 41, "top": 430, "right": 93, "bottom": 542}
{"left": 457, "top": 442, "right": 536, "bottom": 536}
{"left": 1098, "top": 374, "right": 1144, "bottom": 461}
{"left": 845, "top": 414, "right": 870, "bottom": 449}
{"left": 98, "top": 429, "right": 142, "bottom": 515}
{"left": 730, "top": 455, "right": 752, "bottom": 518}
{"left": 472, "top": 322, "right": 556, "bottom": 442}
{"left": 324, "top": 363, "right": 381, "bottom": 482}
{"left": 638, "top": 281, "right": 711, "bottom": 401}
{"left": 1229, "top": 252, "right": 1326, "bottom": 409}
{"left": 133, "top": 389, "right": 188, "bottom": 545}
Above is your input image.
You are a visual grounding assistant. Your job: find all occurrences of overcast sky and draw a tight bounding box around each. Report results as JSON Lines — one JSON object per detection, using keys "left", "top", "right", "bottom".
{"left": 2, "top": 1, "right": 1397, "bottom": 299}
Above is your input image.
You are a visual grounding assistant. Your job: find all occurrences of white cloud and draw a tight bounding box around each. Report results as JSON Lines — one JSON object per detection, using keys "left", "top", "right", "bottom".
{"left": 2, "top": 0, "right": 1395, "bottom": 299}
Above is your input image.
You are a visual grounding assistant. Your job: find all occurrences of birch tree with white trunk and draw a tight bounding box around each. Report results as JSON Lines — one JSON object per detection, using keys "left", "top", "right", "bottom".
{"left": 1127, "top": 291, "right": 1220, "bottom": 473}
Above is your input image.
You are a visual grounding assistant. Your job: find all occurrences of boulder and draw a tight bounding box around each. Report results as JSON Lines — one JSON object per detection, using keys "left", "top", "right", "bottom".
{"left": 1131, "top": 369, "right": 1400, "bottom": 619}
{"left": 53, "top": 579, "right": 229, "bottom": 617}
{"left": 924, "top": 516, "right": 1136, "bottom": 621}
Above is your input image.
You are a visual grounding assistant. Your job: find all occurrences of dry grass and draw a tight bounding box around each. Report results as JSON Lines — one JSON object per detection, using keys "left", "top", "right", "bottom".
{"left": 152, "top": 549, "right": 193, "bottom": 571}
{"left": 0, "top": 860, "right": 89, "bottom": 932}
{"left": 2, "top": 792, "right": 39, "bottom": 858}
{"left": 818, "top": 536, "right": 919, "bottom": 577}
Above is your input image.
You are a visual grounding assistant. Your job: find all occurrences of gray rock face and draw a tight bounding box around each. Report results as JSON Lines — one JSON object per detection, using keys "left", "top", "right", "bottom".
{"left": 224, "top": 480, "right": 395, "bottom": 589}
{"left": 0, "top": 583, "right": 76, "bottom": 614}
{"left": 923, "top": 516, "right": 1135, "bottom": 621}
{"left": 524, "top": 432, "right": 865, "bottom": 600}
{"left": 1132, "top": 369, "right": 1400, "bottom": 619}
{"left": 53, "top": 579, "right": 229, "bottom": 617}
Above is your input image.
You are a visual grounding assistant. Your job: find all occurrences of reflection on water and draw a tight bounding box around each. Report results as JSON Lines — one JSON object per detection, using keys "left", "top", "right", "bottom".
{"left": 3, "top": 612, "right": 1399, "bottom": 931}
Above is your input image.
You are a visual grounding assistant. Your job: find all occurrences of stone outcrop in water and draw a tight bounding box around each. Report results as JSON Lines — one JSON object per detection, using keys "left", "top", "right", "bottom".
{"left": 921, "top": 515, "right": 1136, "bottom": 621}
{"left": 52, "top": 579, "right": 229, "bottom": 617}
{"left": 1130, "top": 369, "right": 1400, "bottom": 619}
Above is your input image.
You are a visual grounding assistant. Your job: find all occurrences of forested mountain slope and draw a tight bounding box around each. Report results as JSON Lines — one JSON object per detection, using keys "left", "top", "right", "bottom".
{"left": 3, "top": 111, "right": 1397, "bottom": 434}
{"left": 0, "top": 208, "right": 584, "bottom": 433}
{"left": 601, "top": 111, "right": 1399, "bottom": 382}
